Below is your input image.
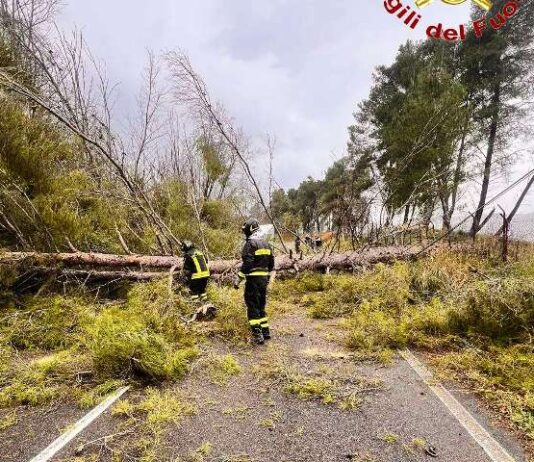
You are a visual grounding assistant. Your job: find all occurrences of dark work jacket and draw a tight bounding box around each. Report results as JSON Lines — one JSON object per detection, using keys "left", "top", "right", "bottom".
{"left": 239, "top": 234, "right": 274, "bottom": 277}
{"left": 183, "top": 248, "right": 210, "bottom": 280}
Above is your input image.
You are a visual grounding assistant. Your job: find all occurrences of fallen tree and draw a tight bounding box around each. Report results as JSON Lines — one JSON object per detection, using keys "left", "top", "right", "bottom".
{"left": 1, "top": 246, "right": 420, "bottom": 284}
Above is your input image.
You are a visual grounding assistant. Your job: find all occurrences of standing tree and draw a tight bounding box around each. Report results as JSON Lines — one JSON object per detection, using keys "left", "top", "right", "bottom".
{"left": 320, "top": 151, "right": 373, "bottom": 247}
{"left": 357, "top": 40, "right": 469, "bottom": 230}
{"left": 463, "top": 0, "right": 534, "bottom": 237}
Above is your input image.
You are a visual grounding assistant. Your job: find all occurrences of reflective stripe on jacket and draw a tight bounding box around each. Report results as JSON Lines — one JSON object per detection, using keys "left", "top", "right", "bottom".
{"left": 184, "top": 249, "right": 210, "bottom": 280}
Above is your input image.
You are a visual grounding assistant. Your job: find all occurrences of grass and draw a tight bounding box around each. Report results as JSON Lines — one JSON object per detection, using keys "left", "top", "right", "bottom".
{"left": 1, "top": 295, "right": 93, "bottom": 350}
{"left": 349, "top": 452, "right": 379, "bottom": 462}
{"left": 285, "top": 376, "right": 336, "bottom": 404}
{"left": 255, "top": 349, "right": 379, "bottom": 410}
{"left": 258, "top": 410, "right": 283, "bottom": 430}
{"left": 402, "top": 437, "right": 428, "bottom": 456}
{"left": 83, "top": 305, "right": 197, "bottom": 381}
{"left": 270, "top": 272, "right": 326, "bottom": 302}
{"left": 378, "top": 432, "right": 400, "bottom": 443}
{"left": 78, "top": 379, "right": 125, "bottom": 408}
{"left": 431, "top": 345, "right": 534, "bottom": 440}
{"left": 0, "top": 279, "right": 202, "bottom": 408}
{"left": 204, "top": 285, "right": 251, "bottom": 343}
{"left": 0, "top": 349, "right": 88, "bottom": 407}
{"left": 204, "top": 353, "right": 241, "bottom": 385}
{"left": 338, "top": 392, "right": 363, "bottom": 411}
{"left": 104, "top": 387, "right": 198, "bottom": 461}
{"left": 303, "top": 263, "right": 412, "bottom": 320}
{"left": 136, "top": 388, "right": 197, "bottom": 430}
{"left": 258, "top": 418, "right": 276, "bottom": 429}
{"left": 0, "top": 411, "right": 17, "bottom": 430}
{"left": 222, "top": 406, "right": 250, "bottom": 419}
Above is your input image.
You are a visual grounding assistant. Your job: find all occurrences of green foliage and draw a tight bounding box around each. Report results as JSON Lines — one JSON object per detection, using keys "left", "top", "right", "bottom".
{"left": 0, "top": 100, "right": 242, "bottom": 257}
{"left": 270, "top": 272, "right": 326, "bottom": 303}
{"left": 111, "top": 388, "right": 197, "bottom": 461}
{"left": 136, "top": 388, "right": 197, "bottom": 429}
{"left": 125, "top": 279, "right": 193, "bottom": 343}
{"left": 0, "top": 411, "right": 18, "bottom": 430}
{"left": 291, "top": 251, "right": 534, "bottom": 356}
{"left": 203, "top": 225, "right": 241, "bottom": 258}
{"left": 449, "top": 277, "right": 534, "bottom": 340}
{"left": 255, "top": 350, "right": 374, "bottom": 410}
{"left": 291, "top": 178, "right": 323, "bottom": 233}
{"left": 303, "top": 263, "right": 411, "bottom": 320}
{"left": 274, "top": 264, "right": 415, "bottom": 320}
{"left": 433, "top": 345, "right": 534, "bottom": 440}
{"left": 159, "top": 179, "right": 242, "bottom": 257}
{"left": 357, "top": 40, "right": 470, "bottom": 217}
{"left": 378, "top": 433, "right": 400, "bottom": 444}
{"left": 0, "top": 379, "right": 60, "bottom": 407}
{"left": 0, "top": 349, "right": 86, "bottom": 407}
{"left": 198, "top": 138, "right": 228, "bottom": 186}
{"left": 2, "top": 295, "right": 92, "bottom": 350}
{"left": 205, "top": 354, "right": 241, "bottom": 385}
{"left": 84, "top": 280, "right": 198, "bottom": 381}
{"left": 0, "top": 280, "right": 201, "bottom": 408}
{"left": 0, "top": 99, "right": 136, "bottom": 253}
{"left": 462, "top": 0, "right": 534, "bottom": 130}
{"left": 258, "top": 354, "right": 337, "bottom": 404}
{"left": 345, "top": 298, "right": 452, "bottom": 352}
{"left": 0, "top": 99, "right": 74, "bottom": 192}
{"left": 77, "top": 379, "right": 125, "bottom": 409}
{"left": 345, "top": 300, "right": 408, "bottom": 350}
{"left": 284, "top": 376, "right": 335, "bottom": 404}
{"left": 206, "top": 285, "right": 250, "bottom": 342}
{"left": 320, "top": 156, "right": 373, "bottom": 232}
{"left": 84, "top": 307, "right": 167, "bottom": 379}
{"left": 303, "top": 249, "right": 534, "bottom": 441}
{"left": 270, "top": 150, "right": 374, "bottom": 234}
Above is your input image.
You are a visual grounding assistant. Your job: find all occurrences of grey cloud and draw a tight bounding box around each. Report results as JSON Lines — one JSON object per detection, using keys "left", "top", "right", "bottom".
{"left": 58, "top": 1, "right": 474, "bottom": 189}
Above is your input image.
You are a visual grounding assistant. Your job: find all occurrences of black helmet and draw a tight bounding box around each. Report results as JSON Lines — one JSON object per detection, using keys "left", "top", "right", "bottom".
{"left": 242, "top": 218, "right": 260, "bottom": 237}
{"left": 181, "top": 240, "right": 194, "bottom": 252}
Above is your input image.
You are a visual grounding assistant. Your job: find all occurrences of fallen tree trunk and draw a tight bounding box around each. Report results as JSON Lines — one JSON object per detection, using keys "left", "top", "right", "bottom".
{"left": 0, "top": 252, "right": 183, "bottom": 269}
{"left": 30, "top": 267, "right": 165, "bottom": 282}
{"left": 0, "top": 246, "right": 420, "bottom": 277}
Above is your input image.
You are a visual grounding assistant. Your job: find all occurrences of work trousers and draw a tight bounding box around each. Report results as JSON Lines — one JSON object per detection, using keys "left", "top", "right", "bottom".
{"left": 244, "top": 276, "right": 269, "bottom": 330}
{"left": 189, "top": 278, "right": 208, "bottom": 302}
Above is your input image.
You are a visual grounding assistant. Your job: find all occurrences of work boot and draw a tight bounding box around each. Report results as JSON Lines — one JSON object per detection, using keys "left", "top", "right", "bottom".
{"left": 262, "top": 327, "right": 271, "bottom": 340}
{"left": 251, "top": 327, "right": 265, "bottom": 345}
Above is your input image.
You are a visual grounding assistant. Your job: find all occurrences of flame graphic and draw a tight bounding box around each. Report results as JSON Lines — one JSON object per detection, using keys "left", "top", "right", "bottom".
{"left": 415, "top": 0, "right": 492, "bottom": 10}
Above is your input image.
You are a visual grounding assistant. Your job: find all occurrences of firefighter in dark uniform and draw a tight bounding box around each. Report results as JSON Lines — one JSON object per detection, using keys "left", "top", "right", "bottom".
{"left": 182, "top": 241, "right": 210, "bottom": 302}
{"left": 235, "top": 219, "right": 275, "bottom": 345}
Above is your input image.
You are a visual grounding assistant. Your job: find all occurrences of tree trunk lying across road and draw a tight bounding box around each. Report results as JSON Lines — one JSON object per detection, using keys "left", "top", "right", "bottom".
{"left": 30, "top": 267, "right": 165, "bottom": 281}
{"left": 1, "top": 246, "right": 420, "bottom": 281}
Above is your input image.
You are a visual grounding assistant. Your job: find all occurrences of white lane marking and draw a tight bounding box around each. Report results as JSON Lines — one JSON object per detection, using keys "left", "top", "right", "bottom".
{"left": 399, "top": 349, "right": 516, "bottom": 462}
{"left": 28, "top": 386, "right": 130, "bottom": 462}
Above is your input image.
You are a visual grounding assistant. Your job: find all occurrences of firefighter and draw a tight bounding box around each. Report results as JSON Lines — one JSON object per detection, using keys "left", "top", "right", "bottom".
{"left": 181, "top": 240, "right": 210, "bottom": 302}
{"left": 235, "top": 219, "right": 275, "bottom": 345}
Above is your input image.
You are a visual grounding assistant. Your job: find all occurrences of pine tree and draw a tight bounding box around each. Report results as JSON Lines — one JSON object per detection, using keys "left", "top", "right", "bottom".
{"left": 462, "top": 0, "right": 534, "bottom": 236}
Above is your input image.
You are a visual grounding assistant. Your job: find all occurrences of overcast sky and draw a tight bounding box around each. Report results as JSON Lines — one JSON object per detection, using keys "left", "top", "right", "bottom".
{"left": 56, "top": 1, "right": 534, "bottom": 214}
